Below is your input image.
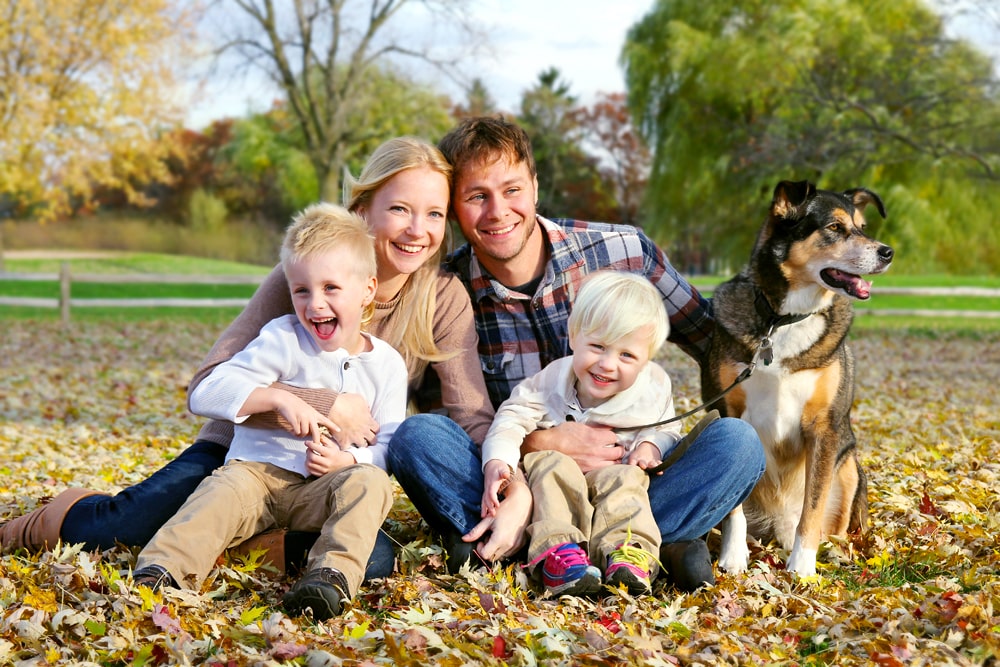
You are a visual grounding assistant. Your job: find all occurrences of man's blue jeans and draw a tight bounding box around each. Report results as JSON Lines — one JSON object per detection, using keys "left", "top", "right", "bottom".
{"left": 387, "top": 413, "right": 765, "bottom": 545}
{"left": 60, "top": 439, "right": 395, "bottom": 579}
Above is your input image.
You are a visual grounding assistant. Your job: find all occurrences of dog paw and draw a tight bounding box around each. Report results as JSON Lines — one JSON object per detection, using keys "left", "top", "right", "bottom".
{"left": 784, "top": 546, "right": 817, "bottom": 577}
{"left": 717, "top": 542, "right": 750, "bottom": 574}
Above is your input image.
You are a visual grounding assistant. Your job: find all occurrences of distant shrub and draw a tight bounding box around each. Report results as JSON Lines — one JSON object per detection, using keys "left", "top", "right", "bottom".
{"left": 189, "top": 188, "right": 228, "bottom": 233}
{"left": 2, "top": 214, "right": 281, "bottom": 265}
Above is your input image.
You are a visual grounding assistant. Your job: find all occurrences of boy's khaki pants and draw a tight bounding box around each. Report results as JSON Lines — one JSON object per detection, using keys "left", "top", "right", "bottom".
{"left": 524, "top": 450, "right": 660, "bottom": 575}
{"left": 136, "top": 460, "right": 392, "bottom": 596}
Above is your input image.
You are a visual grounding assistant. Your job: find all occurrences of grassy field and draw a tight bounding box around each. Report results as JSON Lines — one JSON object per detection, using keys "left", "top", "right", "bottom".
{"left": 2, "top": 255, "right": 996, "bottom": 332}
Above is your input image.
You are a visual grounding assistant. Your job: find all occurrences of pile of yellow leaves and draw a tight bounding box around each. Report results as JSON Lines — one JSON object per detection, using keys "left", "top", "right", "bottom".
{"left": 1, "top": 321, "right": 998, "bottom": 665}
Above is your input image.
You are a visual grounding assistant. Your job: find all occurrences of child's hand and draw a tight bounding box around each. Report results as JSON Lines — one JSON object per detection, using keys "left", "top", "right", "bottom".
{"left": 273, "top": 393, "right": 339, "bottom": 448}
{"left": 241, "top": 387, "right": 339, "bottom": 448}
{"left": 305, "top": 441, "right": 356, "bottom": 476}
{"left": 480, "top": 459, "right": 513, "bottom": 518}
{"left": 628, "top": 441, "right": 663, "bottom": 473}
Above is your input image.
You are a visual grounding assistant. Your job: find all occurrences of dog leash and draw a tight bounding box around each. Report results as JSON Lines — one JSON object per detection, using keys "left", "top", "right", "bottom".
{"left": 619, "top": 301, "right": 813, "bottom": 432}
{"left": 614, "top": 343, "right": 761, "bottom": 432}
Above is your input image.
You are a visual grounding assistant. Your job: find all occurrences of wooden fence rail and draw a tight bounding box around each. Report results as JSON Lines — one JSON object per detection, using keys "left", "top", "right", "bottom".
{"left": 0, "top": 263, "right": 266, "bottom": 323}
{"left": 1, "top": 264, "right": 998, "bottom": 323}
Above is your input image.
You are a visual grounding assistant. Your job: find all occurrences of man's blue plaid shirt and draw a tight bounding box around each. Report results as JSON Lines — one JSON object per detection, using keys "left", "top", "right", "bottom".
{"left": 444, "top": 216, "right": 714, "bottom": 409}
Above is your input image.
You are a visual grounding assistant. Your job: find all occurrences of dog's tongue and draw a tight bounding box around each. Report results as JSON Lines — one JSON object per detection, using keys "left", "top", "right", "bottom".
{"left": 822, "top": 269, "right": 872, "bottom": 299}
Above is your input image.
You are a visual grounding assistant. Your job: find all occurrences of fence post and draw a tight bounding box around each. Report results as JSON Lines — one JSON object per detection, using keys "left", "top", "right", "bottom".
{"left": 60, "top": 261, "right": 71, "bottom": 324}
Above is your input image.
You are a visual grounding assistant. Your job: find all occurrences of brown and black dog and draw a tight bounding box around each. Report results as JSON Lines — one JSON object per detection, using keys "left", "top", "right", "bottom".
{"left": 703, "top": 180, "right": 893, "bottom": 577}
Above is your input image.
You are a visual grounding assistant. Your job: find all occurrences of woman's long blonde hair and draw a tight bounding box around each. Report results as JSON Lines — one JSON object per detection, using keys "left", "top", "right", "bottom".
{"left": 344, "top": 136, "right": 456, "bottom": 375}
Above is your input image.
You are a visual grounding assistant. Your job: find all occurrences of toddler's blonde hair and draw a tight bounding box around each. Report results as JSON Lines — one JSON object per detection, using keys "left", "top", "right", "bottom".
{"left": 568, "top": 271, "right": 669, "bottom": 357}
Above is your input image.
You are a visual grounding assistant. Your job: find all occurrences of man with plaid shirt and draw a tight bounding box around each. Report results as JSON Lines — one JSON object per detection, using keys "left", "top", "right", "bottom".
{"left": 388, "top": 116, "right": 765, "bottom": 591}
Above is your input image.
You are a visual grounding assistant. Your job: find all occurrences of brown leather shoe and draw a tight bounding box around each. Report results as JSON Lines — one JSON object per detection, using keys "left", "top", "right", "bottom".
{"left": 229, "top": 528, "right": 288, "bottom": 573}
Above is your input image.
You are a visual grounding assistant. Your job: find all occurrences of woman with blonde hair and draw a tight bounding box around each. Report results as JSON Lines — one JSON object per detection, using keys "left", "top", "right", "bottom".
{"left": 1, "top": 137, "right": 500, "bottom": 580}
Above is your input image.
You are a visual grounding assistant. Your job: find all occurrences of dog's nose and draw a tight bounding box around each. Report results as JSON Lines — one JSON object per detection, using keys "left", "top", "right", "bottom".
{"left": 878, "top": 245, "right": 894, "bottom": 263}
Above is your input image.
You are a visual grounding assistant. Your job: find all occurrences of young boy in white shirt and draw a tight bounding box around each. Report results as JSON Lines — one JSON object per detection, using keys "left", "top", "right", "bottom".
{"left": 132, "top": 203, "right": 408, "bottom": 620}
{"left": 480, "top": 270, "right": 681, "bottom": 595}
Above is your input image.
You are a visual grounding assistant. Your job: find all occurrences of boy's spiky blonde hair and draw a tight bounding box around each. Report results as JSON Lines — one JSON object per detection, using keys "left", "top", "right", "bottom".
{"left": 280, "top": 202, "right": 376, "bottom": 279}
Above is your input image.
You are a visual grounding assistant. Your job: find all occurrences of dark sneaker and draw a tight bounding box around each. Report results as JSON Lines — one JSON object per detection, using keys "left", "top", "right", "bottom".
{"left": 605, "top": 543, "right": 653, "bottom": 594}
{"left": 539, "top": 543, "right": 602, "bottom": 596}
{"left": 660, "top": 539, "right": 715, "bottom": 591}
{"left": 282, "top": 567, "right": 349, "bottom": 621}
{"left": 132, "top": 564, "right": 176, "bottom": 591}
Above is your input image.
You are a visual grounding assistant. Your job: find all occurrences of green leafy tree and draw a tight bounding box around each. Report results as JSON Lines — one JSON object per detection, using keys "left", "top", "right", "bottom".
{"left": 454, "top": 78, "right": 497, "bottom": 118}
{"left": 623, "top": 0, "right": 1000, "bottom": 274}
{"left": 518, "top": 68, "right": 617, "bottom": 221}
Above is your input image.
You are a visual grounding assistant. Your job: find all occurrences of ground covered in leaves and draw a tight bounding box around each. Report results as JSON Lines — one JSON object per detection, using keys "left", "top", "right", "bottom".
{"left": 1, "top": 320, "right": 998, "bottom": 666}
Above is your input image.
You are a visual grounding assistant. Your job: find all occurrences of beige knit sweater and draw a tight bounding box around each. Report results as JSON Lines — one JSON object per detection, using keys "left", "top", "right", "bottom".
{"left": 189, "top": 264, "right": 494, "bottom": 448}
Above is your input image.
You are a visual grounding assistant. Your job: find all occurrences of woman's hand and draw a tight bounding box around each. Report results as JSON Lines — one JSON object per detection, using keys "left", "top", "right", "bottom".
{"left": 327, "top": 392, "right": 379, "bottom": 449}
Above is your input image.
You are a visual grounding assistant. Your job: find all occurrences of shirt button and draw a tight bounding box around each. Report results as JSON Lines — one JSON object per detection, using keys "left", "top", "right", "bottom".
{"left": 343, "top": 361, "right": 351, "bottom": 370}
{"left": 486, "top": 361, "right": 495, "bottom": 370}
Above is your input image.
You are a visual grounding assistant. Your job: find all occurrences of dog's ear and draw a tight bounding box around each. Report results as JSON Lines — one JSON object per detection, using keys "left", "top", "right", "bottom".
{"left": 844, "top": 188, "right": 887, "bottom": 219}
{"left": 771, "top": 180, "right": 815, "bottom": 220}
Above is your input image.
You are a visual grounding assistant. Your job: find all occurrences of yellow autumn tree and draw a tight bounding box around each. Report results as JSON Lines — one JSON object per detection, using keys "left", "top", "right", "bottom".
{"left": 0, "top": 0, "right": 198, "bottom": 219}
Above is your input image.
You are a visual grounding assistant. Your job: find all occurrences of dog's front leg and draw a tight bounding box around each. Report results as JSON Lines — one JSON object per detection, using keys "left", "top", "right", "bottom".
{"left": 717, "top": 504, "right": 750, "bottom": 573}
{"left": 785, "top": 429, "right": 838, "bottom": 577}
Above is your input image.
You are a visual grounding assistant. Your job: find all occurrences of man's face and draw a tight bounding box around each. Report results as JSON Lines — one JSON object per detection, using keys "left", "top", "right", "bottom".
{"left": 451, "top": 156, "right": 539, "bottom": 265}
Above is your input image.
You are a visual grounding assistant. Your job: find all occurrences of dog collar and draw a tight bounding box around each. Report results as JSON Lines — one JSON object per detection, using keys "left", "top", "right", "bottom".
{"left": 753, "top": 289, "right": 813, "bottom": 329}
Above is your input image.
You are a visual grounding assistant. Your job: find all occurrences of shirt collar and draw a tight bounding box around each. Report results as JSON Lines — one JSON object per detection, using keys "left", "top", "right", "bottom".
{"left": 465, "top": 216, "right": 579, "bottom": 303}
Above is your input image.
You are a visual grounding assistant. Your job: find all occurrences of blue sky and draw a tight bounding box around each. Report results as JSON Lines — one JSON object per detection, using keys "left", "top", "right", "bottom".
{"left": 183, "top": 0, "right": 998, "bottom": 130}
{"left": 183, "top": 0, "right": 653, "bottom": 129}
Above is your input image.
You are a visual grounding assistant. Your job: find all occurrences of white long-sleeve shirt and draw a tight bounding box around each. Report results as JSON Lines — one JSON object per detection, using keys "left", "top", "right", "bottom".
{"left": 189, "top": 314, "right": 407, "bottom": 476}
{"left": 481, "top": 356, "right": 683, "bottom": 471}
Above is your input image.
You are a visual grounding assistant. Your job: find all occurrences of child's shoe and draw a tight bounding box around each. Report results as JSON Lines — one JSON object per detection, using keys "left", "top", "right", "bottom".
{"left": 132, "top": 564, "right": 176, "bottom": 591}
{"left": 282, "top": 567, "right": 349, "bottom": 621}
{"left": 538, "top": 542, "right": 602, "bottom": 596}
{"left": 606, "top": 543, "right": 654, "bottom": 594}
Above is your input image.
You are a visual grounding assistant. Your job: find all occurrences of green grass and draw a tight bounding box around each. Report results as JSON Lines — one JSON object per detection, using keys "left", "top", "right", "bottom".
{"left": 690, "top": 273, "right": 1000, "bottom": 333}
{"left": 1, "top": 254, "right": 997, "bottom": 329}
{"left": 2, "top": 253, "right": 272, "bottom": 275}
{"left": 0, "top": 252, "right": 267, "bottom": 322}
{"left": 0, "top": 280, "right": 260, "bottom": 300}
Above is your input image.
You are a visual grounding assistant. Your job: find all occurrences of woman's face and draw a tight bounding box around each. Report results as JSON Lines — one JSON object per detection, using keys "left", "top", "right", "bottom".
{"left": 359, "top": 166, "right": 450, "bottom": 293}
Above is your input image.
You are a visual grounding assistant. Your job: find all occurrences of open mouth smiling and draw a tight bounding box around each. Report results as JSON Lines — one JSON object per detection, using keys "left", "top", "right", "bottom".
{"left": 483, "top": 223, "right": 517, "bottom": 236}
{"left": 590, "top": 372, "right": 614, "bottom": 386}
{"left": 312, "top": 317, "right": 338, "bottom": 340}
{"left": 820, "top": 268, "right": 872, "bottom": 300}
{"left": 392, "top": 242, "right": 424, "bottom": 254}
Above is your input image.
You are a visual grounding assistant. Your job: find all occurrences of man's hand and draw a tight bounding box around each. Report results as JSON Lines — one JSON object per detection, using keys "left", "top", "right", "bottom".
{"left": 522, "top": 421, "right": 622, "bottom": 473}
{"left": 327, "top": 393, "right": 379, "bottom": 449}
{"left": 463, "top": 480, "right": 531, "bottom": 562}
